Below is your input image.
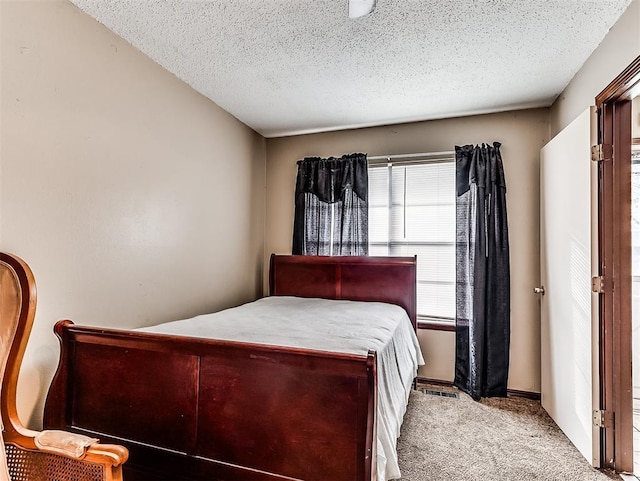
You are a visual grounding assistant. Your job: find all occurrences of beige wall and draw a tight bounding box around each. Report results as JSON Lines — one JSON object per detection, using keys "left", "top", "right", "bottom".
{"left": 3, "top": 0, "right": 630, "bottom": 428}
{"left": 550, "top": 0, "right": 640, "bottom": 136}
{"left": 265, "top": 108, "right": 550, "bottom": 393}
{"left": 1, "top": 0, "right": 266, "bottom": 427}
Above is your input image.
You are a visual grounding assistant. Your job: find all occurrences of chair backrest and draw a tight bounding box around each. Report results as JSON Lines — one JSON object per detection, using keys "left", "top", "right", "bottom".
{"left": 0, "top": 252, "right": 37, "bottom": 441}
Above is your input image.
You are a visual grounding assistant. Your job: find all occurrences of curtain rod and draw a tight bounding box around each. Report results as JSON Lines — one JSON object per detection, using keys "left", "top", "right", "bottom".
{"left": 367, "top": 151, "right": 455, "bottom": 162}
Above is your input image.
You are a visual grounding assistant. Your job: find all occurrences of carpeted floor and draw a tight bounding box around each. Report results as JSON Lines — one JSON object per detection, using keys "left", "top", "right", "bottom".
{"left": 396, "top": 386, "right": 620, "bottom": 481}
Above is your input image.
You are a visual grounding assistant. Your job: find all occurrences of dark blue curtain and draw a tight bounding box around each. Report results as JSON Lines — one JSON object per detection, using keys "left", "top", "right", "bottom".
{"left": 454, "top": 142, "right": 510, "bottom": 400}
{"left": 292, "top": 153, "right": 368, "bottom": 256}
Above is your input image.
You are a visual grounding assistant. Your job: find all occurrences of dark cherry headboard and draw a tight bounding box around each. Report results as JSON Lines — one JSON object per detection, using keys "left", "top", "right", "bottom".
{"left": 269, "top": 254, "right": 417, "bottom": 330}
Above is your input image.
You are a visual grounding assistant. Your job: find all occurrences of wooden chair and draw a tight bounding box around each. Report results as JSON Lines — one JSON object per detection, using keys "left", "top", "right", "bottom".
{"left": 0, "top": 252, "right": 128, "bottom": 481}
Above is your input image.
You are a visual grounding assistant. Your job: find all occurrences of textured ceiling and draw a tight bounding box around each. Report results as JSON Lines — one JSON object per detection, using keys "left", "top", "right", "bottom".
{"left": 70, "top": 0, "right": 632, "bottom": 138}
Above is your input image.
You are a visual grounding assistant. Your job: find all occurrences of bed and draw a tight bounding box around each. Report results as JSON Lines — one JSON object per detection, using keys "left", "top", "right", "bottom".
{"left": 43, "top": 254, "right": 422, "bottom": 481}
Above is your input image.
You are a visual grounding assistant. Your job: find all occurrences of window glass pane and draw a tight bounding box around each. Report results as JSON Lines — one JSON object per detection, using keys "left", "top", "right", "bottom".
{"left": 369, "top": 244, "right": 389, "bottom": 256}
{"left": 417, "top": 281, "right": 455, "bottom": 318}
{"left": 368, "top": 166, "right": 389, "bottom": 207}
{"left": 390, "top": 168, "right": 406, "bottom": 240}
{"left": 369, "top": 159, "right": 455, "bottom": 321}
{"left": 405, "top": 205, "right": 455, "bottom": 242}
{"left": 405, "top": 163, "right": 455, "bottom": 204}
{"left": 369, "top": 206, "right": 389, "bottom": 243}
{"left": 390, "top": 243, "right": 455, "bottom": 283}
{"left": 368, "top": 167, "right": 389, "bottom": 244}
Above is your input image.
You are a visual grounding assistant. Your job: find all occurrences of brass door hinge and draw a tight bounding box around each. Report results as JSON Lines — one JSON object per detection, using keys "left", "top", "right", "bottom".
{"left": 591, "top": 144, "right": 613, "bottom": 162}
{"left": 592, "top": 276, "right": 605, "bottom": 293}
{"left": 593, "top": 410, "right": 614, "bottom": 428}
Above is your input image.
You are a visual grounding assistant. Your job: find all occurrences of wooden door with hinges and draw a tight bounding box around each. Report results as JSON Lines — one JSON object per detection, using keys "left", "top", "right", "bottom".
{"left": 596, "top": 56, "right": 640, "bottom": 473}
{"left": 540, "top": 106, "right": 600, "bottom": 466}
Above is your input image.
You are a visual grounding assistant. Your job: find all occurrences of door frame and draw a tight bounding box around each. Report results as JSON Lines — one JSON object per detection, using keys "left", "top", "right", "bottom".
{"left": 595, "top": 55, "right": 640, "bottom": 472}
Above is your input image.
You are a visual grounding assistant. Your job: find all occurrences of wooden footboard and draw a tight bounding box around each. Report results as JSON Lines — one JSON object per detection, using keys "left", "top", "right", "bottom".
{"left": 44, "top": 321, "right": 377, "bottom": 481}
{"left": 44, "top": 255, "right": 417, "bottom": 481}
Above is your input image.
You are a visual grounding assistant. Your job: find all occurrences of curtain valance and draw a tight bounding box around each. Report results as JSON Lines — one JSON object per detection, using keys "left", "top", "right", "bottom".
{"left": 292, "top": 153, "right": 368, "bottom": 256}
{"left": 295, "top": 153, "right": 368, "bottom": 204}
{"left": 456, "top": 142, "right": 506, "bottom": 196}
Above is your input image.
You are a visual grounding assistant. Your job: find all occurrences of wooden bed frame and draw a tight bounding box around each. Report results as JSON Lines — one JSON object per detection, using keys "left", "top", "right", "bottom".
{"left": 43, "top": 254, "right": 417, "bottom": 481}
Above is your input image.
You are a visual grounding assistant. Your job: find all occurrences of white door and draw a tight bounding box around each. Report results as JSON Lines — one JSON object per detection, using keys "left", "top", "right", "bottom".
{"left": 540, "top": 107, "right": 600, "bottom": 466}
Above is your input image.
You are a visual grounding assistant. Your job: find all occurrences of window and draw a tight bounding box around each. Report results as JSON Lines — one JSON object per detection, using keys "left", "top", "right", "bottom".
{"left": 368, "top": 157, "right": 456, "bottom": 323}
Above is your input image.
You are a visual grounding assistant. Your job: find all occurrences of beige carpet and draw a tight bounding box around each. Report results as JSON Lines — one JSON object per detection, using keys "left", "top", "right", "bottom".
{"left": 396, "top": 387, "right": 620, "bottom": 480}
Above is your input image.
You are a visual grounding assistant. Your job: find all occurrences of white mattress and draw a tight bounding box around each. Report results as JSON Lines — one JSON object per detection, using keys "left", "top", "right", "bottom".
{"left": 138, "top": 296, "right": 425, "bottom": 480}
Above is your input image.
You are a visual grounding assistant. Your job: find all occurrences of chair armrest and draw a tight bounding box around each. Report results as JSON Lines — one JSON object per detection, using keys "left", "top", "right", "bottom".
{"left": 84, "top": 443, "right": 129, "bottom": 468}
{"left": 34, "top": 430, "right": 99, "bottom": 458}
{"left": 5, "top": 429, "right": 128, "bottom": 468}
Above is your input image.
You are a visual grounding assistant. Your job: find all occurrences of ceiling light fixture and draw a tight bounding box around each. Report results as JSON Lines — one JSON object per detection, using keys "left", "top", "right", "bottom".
{"left": 348, "top": 0, "right": 376, "bottom": 18}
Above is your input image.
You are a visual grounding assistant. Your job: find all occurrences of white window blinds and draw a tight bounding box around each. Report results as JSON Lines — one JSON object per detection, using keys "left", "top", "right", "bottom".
{"left": 369, "top": 159, "right": 455, "bottom": 321}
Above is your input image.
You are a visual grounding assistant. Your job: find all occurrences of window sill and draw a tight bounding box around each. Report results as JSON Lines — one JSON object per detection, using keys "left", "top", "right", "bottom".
{"left": 417, "top": 318, "right": 456, "bottom": 332}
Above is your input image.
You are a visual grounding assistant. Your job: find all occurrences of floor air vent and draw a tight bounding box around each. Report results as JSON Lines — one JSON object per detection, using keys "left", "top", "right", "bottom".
{"left": 421, "top": 388, "right": 459, "bottom": 399}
